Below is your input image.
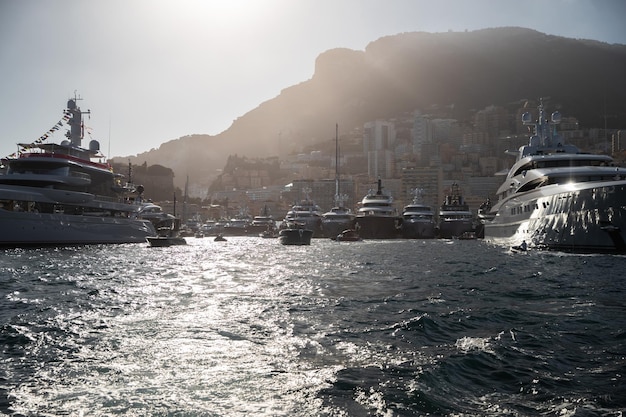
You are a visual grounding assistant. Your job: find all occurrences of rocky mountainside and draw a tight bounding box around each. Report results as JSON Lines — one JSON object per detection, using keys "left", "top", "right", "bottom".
{"left": 114, "top": 27, "right": 626, "bottom": 190}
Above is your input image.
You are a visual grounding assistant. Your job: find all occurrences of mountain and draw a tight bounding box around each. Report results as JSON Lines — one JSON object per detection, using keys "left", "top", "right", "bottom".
{"left": 115, "top": 27, "right": 626, "bottom": 191}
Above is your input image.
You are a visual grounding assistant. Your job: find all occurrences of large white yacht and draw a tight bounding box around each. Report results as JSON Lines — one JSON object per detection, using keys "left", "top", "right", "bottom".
{"left": 354, "top": 178, "right": 401, "bottom": 239}
{"left": 401, "top": 188, "right": 436, "bottom": 239}
{"left": 282, "top": 187, "right": 324, "bottom": 237}
{"left": 482, "top": 100, "right": 626, "bottom": 252}
{"left": 0, "top": 95, "right": 157, "bottom": 246}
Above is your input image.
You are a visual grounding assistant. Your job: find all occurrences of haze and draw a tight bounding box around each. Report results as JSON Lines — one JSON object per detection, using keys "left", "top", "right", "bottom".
{"left": 1, "top": 0, "right": 624, "bottom": 160}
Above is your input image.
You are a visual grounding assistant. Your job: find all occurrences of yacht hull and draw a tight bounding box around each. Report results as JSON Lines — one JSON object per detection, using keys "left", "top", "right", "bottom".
{"left": 0, "top": 209, "right": 157, "bottom": 246}
{"left": 484, "top": 182, "right": 626, "bottom": 252}
{"left": 354, "top": 215, "right": 400, "bottom": 239}
{"left": 401, "top": 221, "right": 436, "bottom": 239}
{"left": 321, "top": 219, "right": 355, "bottom": 239}
{"left": 438, "top": 220, "right": 474, "bottom": 239}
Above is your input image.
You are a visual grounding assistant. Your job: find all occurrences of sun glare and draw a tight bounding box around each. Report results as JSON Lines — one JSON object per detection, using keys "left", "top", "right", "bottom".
{"left": 148, "top": 0, "right": 272, "bottom": 28}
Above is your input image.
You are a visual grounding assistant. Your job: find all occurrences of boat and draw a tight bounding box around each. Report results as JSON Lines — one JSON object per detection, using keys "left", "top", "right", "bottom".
{"left": 354, "top": 178, "right": 401, "bottom": 239}
{"left": 0, "top": 94, "right": 158, "bottom": 246}
{"left": 278, "top": 221, "right": 313, "bottom": 245}
{"left": 437, "top": 182, "right": 474, "bottom": 239}
{"left": 482, "top": 99, "right": 626, "bottom": 253}
{"left": 221, "top": 209, "right": 251, "bottom": 236}
{"left": 321, "top": 124, "right": 355, "bottom": 238}
{"left": 282, "top": 187, "right": 324, "bottom": 237}
{"left": 146, "top": 235, "right": 187, "bottom": 247}
{"left": 332, "top": 228, "right": 362, "bottom": 242}
{"left": 401, "top": 188, "right": 436, "bottom": 239}
{"left": 246, "top": 205, "right": 277, "bottom": 236}
{"left": 260, "top": 227, "right": 278, "bottom": 238}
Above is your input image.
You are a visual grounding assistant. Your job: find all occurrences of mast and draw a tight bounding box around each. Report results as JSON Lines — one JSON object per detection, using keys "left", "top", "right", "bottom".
{"left": 334, "top": 123, "right": 340, "bottom": 204}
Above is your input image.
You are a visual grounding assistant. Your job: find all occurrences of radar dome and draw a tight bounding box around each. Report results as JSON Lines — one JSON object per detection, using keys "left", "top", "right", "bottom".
{"left": 522, "top": 112, "right": 532, "bottom": 124}
{"left": 61, "top": 140, "right": 70, "bottom": 146}
{"left": 67, "top": 99, "right": 77, "bottom": 110}
{"left": 551, "top": 111, "right": 562, "bottom": 123}
{"left": 89, "top": 140, "right": 100, "bottom": 151}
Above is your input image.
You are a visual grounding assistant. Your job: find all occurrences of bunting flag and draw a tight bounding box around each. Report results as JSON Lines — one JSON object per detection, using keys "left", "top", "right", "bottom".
{"left": 3, "top": 110, "right": 74, "bottom": 159}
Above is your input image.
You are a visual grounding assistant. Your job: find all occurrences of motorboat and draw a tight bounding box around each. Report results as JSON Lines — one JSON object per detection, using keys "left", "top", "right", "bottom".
{"left": 401, "top": 188, "right": 436, "bottom": 239}
{"left": 437, "top": 182, "right": 474, "bottom": 239}
{"left": 0, "top": 94, "right": 157, "bottom": 246}
{"left": 282, "top": 187, "right": 323, "bottom": 237}
{"left": 221, "top": 209, "right": 251, "bottom": 236}
{"left": 332, "top": 229, "right": 362, "bottom": 242}
{"left": 482, "top": 99, "right": 626, "bottom": 253}
{"left": 278, "top": 221, "right": 313, "bottom": 245}
{"left": 322, "top": 205, "right": 355, "bottom": 238}
{"left": 246, "top": 205, "right": 277, "bottom": 236}
{"left": 354, "top": 178, "right": 401, "bottom": 239}
{"left": 221, "top": 218, "right": 250, "bottom": 236}
{"left": 146, "top": 235, "right": 187, "bottom": 247}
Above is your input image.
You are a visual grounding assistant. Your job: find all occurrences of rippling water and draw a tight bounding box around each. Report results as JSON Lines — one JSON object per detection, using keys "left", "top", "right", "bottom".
{"left": 1, "top": 238, "right": 625, "bottom": 416}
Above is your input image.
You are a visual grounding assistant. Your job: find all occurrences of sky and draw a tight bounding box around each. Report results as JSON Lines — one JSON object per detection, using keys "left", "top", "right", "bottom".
{"left": 1, "top": 0, "right": 625, "bottom": 160}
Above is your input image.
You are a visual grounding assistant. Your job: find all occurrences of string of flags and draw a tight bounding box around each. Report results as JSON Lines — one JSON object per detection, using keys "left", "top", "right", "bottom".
{"left": 3, "top": 110, "right": 73, "bottom": 159}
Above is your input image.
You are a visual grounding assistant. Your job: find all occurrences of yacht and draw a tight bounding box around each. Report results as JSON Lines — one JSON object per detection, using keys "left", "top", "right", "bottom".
{"left": 354, "top": 178, "right": 401, "bottom": 239}
{"left": 482, "top": 100, "right": 626, "bottom": 252}
{"left": 321, "top": 124, "right": 355, "bottom": 238}
{"left": 401, "top": 188, "right": 436, "bottom": 239}
{"left": 322, "top": 202, "right": 355, "bottom": 239}
{"left": 282, "top": 187, "right": 324, "bottom": 237}
{"left": 437, "top": 183, "right": 474, "bottom": 239}
{"left": 0, "top": 95, "right": 157, "bottom": 246}
{"left": 247, "top": 205, "right": 277, "bottom": 236}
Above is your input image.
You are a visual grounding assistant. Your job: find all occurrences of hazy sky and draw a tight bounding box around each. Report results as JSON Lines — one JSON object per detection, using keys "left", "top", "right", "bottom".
{"left": 1, "top": 0, "right": 625, "bottom": 160}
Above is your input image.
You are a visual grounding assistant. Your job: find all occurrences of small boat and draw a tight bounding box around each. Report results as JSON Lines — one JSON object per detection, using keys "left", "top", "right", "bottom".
{"left": 214, "top": 234, "right": 227, "bottom": 242}
{"left": 333, "top": 229, "right": 362, "bottom": 242}
{"left": 278, "top": 222, "right": 313, "bottom": 245}
{"left": 146, "top": 235, "right": 187, "bottom": 247}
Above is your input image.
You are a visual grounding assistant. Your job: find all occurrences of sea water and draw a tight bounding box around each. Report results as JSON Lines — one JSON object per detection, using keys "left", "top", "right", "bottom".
{"left": 1, "top": 238, "right": 624, "bottom": 416}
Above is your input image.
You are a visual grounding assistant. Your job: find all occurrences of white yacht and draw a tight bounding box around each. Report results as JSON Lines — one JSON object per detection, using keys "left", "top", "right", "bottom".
{"left": 482, "top": 100, "right": 626, "bottom": 252}
{"left": 0, "top": 95, "right": 157, "bottom": 246}
{"left": 401, "top": 188, "right": 436, "bottom": 239}
{"left": 282, "top": 187, "right": 324, "bottom": 237}
{"left": 354, "top": 178, "right": 401, "bottom": 239}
